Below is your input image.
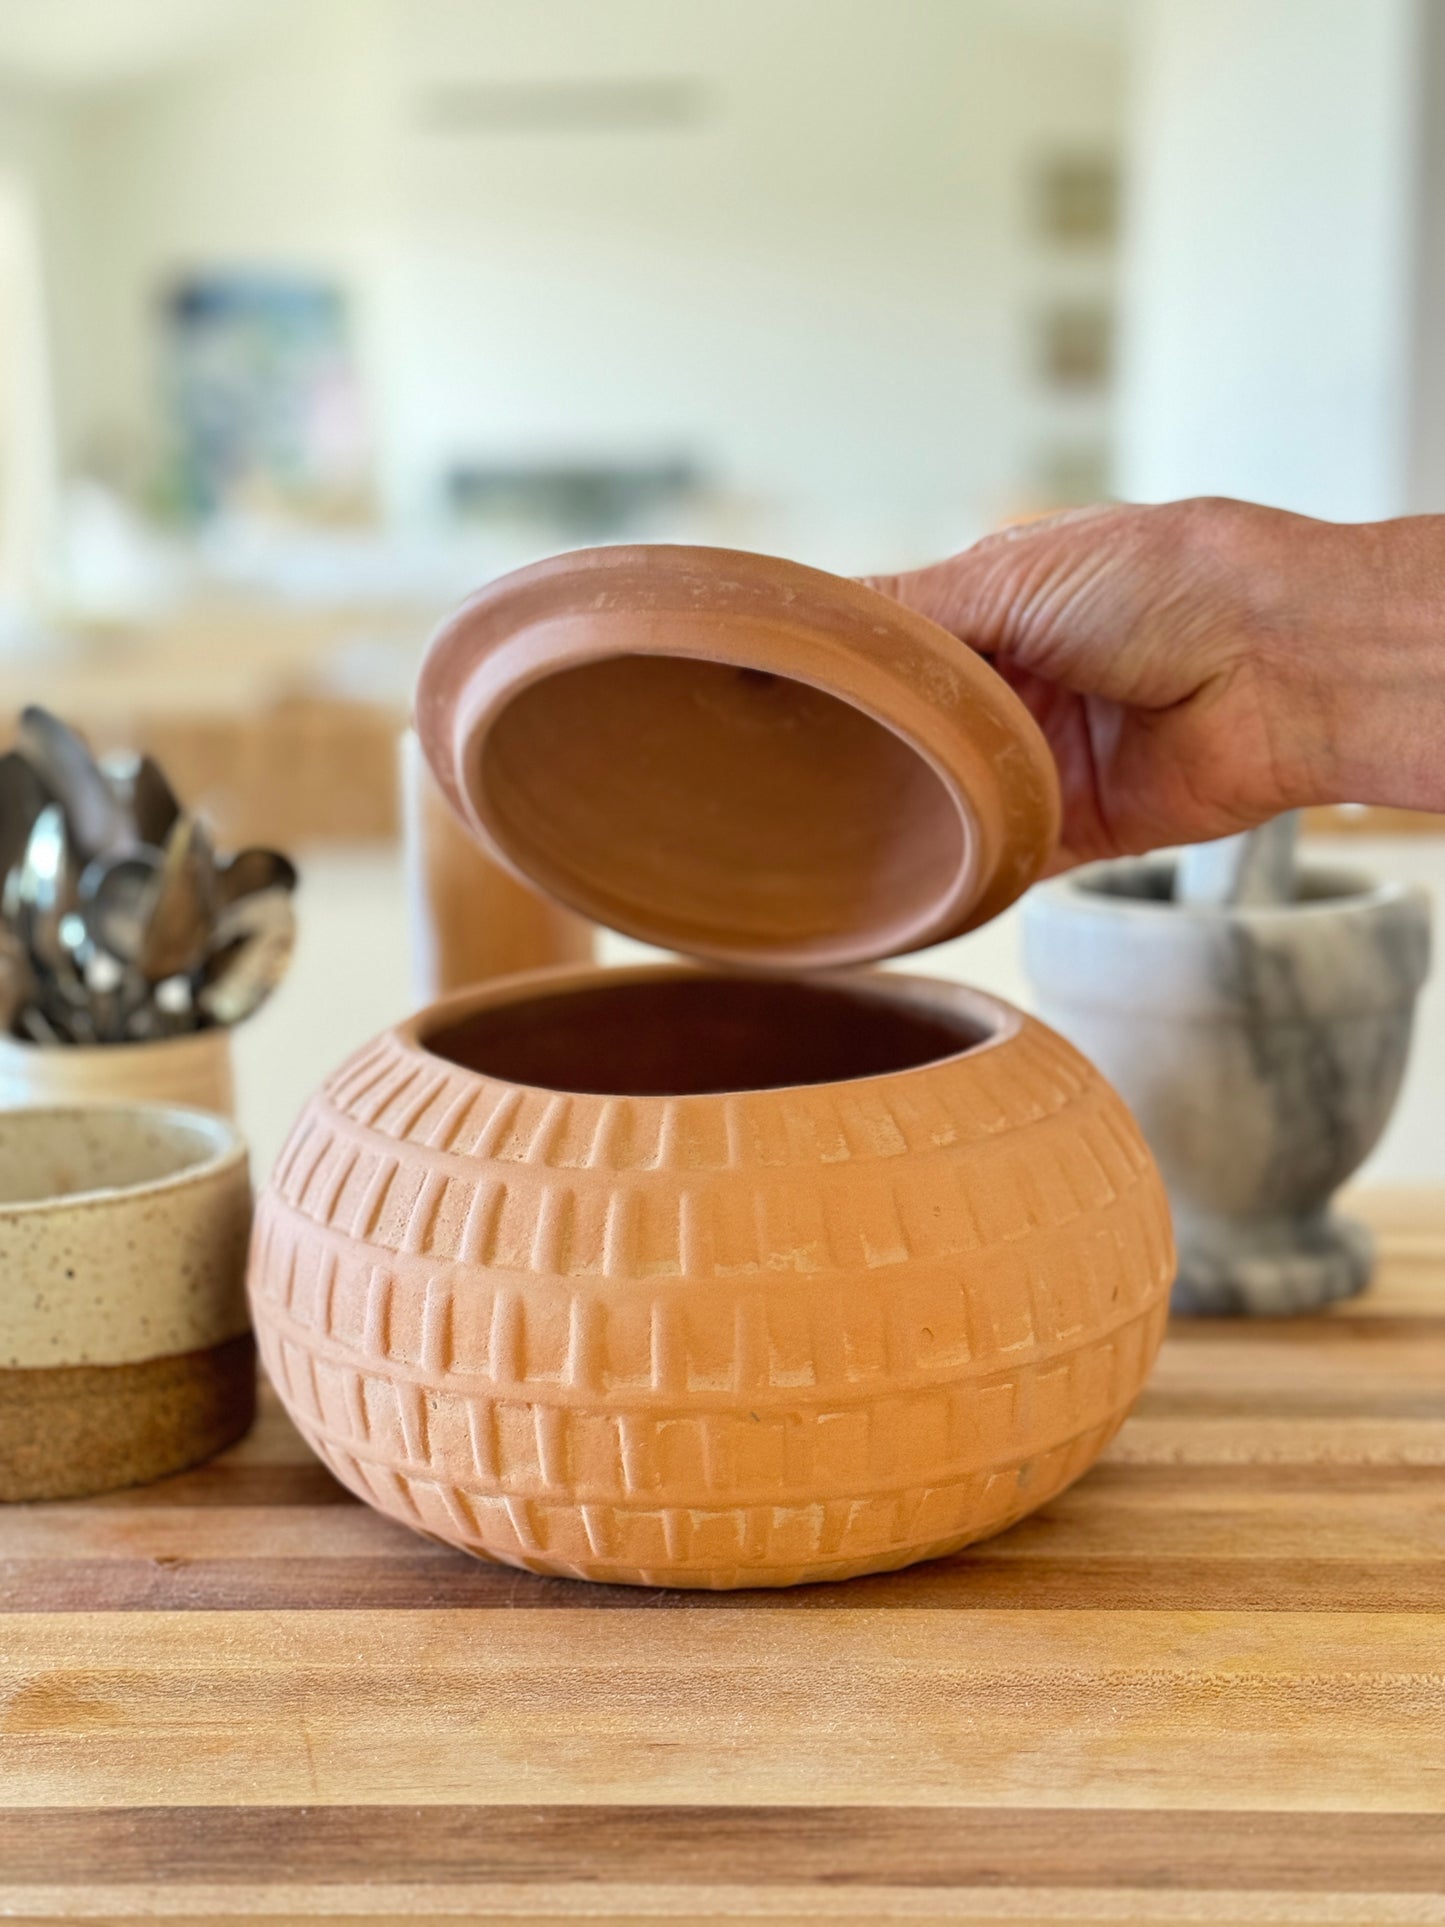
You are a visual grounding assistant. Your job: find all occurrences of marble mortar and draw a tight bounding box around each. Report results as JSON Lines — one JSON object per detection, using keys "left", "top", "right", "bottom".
{"left": 1023, "top": 857, "right": 1431, "bottom": 1314}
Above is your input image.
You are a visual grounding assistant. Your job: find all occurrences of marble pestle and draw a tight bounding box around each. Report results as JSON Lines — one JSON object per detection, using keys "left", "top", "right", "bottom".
{"left": 1175, "top": 812, "right": 1300, "bottom": 909}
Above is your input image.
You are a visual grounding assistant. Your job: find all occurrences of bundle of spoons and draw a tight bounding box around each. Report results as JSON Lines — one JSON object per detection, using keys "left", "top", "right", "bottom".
{"left": 0, "top": 707, "right": 298, "bottom": 1045}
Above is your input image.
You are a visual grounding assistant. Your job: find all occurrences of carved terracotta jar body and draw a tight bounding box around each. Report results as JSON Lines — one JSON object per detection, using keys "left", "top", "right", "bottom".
{"left": 250, "top": 546, "right": 1173, "bottom": 1587}
{"left": 252, "top": 964, "right": 1170, "bottom": 1586}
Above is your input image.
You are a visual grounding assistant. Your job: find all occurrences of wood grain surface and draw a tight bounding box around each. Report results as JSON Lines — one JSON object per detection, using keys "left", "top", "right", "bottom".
{"left": 2, "top": 1188, "right": 1443, "bottom": 1923}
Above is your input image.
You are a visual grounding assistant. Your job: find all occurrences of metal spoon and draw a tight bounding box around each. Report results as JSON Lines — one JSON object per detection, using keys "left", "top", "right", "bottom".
{"left": 197, "top": 886, "right": 297, "bottom": 1026}
{"left": 12, "top": 806, "right": 91, "bottom": 1041}
{"left": 137, "top": 814, "right": 217, "bottom": 985}
{"left": 102, "top": 750, "right": 181, "bottom": 849}
{"left": 0, "top": 750, "right": 52, "bottom": 884}
{"left": 59, "top": 909, "right": 143, "bottom": 1044}
{"left": 0, "top": 924, "right": 36, "bottom": 1036}
{"left": 215, "top": 846, "right": 298, "bottom": 907}
{"left": 18, "top": 707, "right": 130, "bottom": 862}
{"left": 80, "top": 846, "right": 164, "bottom": 966}
{"left": 17, "top": 1002, "right": 65, "bottom": 1045}
{"left": 75, "top": 861, "right": 159, "bottom": 1042}
{"left": 14, "top": 805, "right": 77, "bottom": 970}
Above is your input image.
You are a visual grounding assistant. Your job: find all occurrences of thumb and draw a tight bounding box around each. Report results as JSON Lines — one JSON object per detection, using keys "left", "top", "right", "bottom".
{"left": 858, "top": 552, "right": 1007, "bottom": 657}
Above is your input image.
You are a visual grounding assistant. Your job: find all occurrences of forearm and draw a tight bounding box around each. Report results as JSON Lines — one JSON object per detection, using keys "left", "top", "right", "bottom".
{"left": 1267, "top": 514, "right": 1445, "bottom": 813}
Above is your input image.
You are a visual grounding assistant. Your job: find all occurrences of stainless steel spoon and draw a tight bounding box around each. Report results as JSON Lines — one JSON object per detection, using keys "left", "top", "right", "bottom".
{"left": 80, "top": 846, "right": 164, "bottom": 966}
{"left": 103, "top": 750, "right": 181, "bottom": 849}
{"left": 13, "top": 805, "right": 91, "bottom": 1040}
{"left": 137, "top": 814, "right": 217, "bottom": 985}
{"left": 0, "top": 749, "right": 52, "bottom": 884}
{"left": 198, "top": 886, "right": 297, "bottom": 1026}
{"left": 17, "top": 1002, "right": 64, "bottom": 1045}
{"left": 216, "top": 846, "right": 298, "bottom": 907}
{"left": 0, "top": 923, "right": 36, "bottom": 1036}
{"left": 59, "top": 908, "right": 144, "bottom": 1044}
{"left": 18, "top": 707, "right": 130, "bottom": 862}
{"left": 15, "top": 804, "right": 77, "bottom": 966}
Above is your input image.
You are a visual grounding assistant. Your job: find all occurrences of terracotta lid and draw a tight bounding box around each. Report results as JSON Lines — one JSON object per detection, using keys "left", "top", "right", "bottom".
{"left": 415, "top": 544, "right": 1059, "bottom": 969}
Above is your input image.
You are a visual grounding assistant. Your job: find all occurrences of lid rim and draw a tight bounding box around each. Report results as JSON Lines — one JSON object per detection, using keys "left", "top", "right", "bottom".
{"left": 417, "top": 545, "right": 1060, "bottom": 967}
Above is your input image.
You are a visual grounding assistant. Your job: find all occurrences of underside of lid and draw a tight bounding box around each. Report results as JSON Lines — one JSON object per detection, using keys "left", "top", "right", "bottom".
{"left": 415, "top": 545, "right": 1059, "bottom": 969}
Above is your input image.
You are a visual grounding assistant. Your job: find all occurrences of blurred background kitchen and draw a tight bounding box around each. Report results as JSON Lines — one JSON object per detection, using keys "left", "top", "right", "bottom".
{"left": 0, "top": 0, "right": 1441, "bottom": 1175}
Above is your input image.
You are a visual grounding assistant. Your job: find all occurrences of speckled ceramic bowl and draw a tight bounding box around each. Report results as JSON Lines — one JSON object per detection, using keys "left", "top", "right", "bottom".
{"left": 0, "top": 1105, "right": 254, "bottom": 1500}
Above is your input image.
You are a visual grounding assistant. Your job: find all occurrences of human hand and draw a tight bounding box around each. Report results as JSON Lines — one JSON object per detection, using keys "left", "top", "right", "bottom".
{"left": 864, "top": 498, "right": 1444, "bottom": 869}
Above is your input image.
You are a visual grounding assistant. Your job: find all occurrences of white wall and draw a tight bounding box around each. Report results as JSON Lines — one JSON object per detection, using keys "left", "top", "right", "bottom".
{"left": 382, "top": 0, "right": 1125, "bottom": 542}
{"left": 26, "top": 2, "right": 1445, "bottom": 539}
{"left": 1116, "top": 0, "right": 1422, "bottom": 520}
{"left": 52, "top": 0, "right": 394, "bottom": 482}
{"left": 15, "top": 0, "right": 1128, "bottom": 561}
{"left": 0, "top": 88, "right": 63, "bottom": 606}
{"left": 1406, "top": 0, "right": 1445, "bottom": 511}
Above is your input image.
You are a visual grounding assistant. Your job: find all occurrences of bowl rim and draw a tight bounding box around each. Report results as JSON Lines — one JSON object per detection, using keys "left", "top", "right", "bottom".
{"left": 1031, "top": 855, "right": 1430, "bottom": 922}
{"left": 0, "top": 1102, "right": 247, "bottom": 1219}
{"left": 396, "top": 959, "right": 1028, "bottom": 1105}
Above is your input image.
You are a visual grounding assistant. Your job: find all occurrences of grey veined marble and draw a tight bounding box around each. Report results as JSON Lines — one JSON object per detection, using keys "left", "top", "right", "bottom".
{"left": 1023, "top": 856, "right": 1432, "bottom": 1315}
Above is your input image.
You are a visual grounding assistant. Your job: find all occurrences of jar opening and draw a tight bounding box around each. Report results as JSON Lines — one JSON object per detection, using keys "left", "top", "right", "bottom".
{"left": 422, "top": 972, "right": 991, "bottom": 1097}
{"left": 476, "top": 653, "right": 968, "bottom": 966}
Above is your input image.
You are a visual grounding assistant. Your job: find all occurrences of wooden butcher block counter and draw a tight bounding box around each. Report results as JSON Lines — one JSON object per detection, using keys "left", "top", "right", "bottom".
{"left": 1, "top": 1189, "right": 1443, "bottom": 1923}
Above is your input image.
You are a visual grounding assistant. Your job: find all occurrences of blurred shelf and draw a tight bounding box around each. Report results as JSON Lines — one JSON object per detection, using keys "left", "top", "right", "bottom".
{"left": 0, "top": 601, "right": 417, "bottom": 848}
{"left": 5, "top": 609, "right": 1445, "bottom": 850}
{"left": 1304, "top": 804, "right": 1445, "bottom": 836}
{"left": 95, "top": 697, "right": 407, "bottom": 848}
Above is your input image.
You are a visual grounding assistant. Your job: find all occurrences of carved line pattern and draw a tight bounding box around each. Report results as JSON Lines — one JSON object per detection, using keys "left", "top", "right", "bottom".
{"left": 250, "top": 1323, "right": 1141, "bottom": 1582}
{"left": 274, "top": 1097, "right": 1157, "bottom": 1289}
{"left": 254, "top": 1300, "right": 1162, "bottom": 1510}
{"left": 251, "top": 1170, "right": 1170, "bottom": 1410}
{"left": 307, "top": 1022, "right": 1098, "bottom": 1179}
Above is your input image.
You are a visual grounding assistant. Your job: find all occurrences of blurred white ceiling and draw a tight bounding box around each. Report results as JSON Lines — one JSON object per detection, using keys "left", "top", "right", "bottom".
{"left": 0, "top": 0, "right": 287, "bottom": 90}
{"left": 0, "top": 0, "right": 1128, "bottom": 94}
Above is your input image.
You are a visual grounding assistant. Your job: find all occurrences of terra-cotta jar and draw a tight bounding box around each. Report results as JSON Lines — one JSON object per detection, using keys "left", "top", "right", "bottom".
{"left": 250, "top": 546, "right": 1174, "bottom": 1588}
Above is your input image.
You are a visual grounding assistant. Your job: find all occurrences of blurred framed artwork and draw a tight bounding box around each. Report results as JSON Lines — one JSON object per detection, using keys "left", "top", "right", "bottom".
{"left": 160, "top": 274, "right": 372, "bottom": 523}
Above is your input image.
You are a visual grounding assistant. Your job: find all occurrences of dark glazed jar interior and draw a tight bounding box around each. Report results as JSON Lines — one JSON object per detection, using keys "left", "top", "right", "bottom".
{"left": 423, "top": 972, "right": 991, "bottom": 1098}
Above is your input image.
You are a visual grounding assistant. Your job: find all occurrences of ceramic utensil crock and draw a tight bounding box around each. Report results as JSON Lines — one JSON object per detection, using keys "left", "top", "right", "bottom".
{"left": 0, "top": 1025, "right": 235, "bottom": 1115}
{"left": 1, "top": 1103, "right": 253, "bottom": 1499}
{"left": 251, "top": 545, "right": 1174, "bottom": 1587}
{"left": 400, "top": 728, "right": 593, "bottom": 1000}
